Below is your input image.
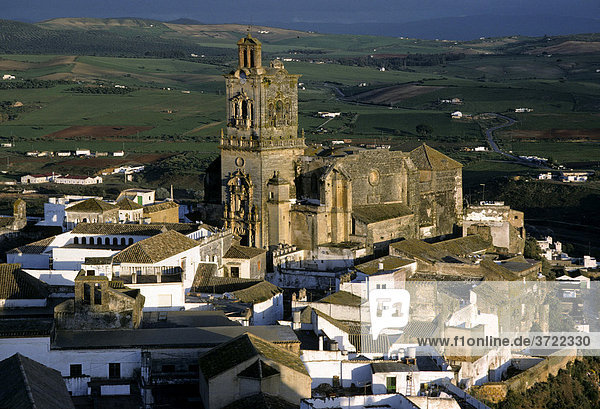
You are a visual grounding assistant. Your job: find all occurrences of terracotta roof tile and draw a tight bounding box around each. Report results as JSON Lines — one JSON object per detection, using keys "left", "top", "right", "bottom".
{"left": 116, "top": 197, "right": 143, "bottom": 210}
{"left": 198, "top": 332, "right": 308, "bottom": 380}
{"left": 143, "top": 201, "right": 179, "bottom": 213}
{"left": 224, "top": 244, "right": 267, "bottom": 259}
{"left": 0, "top": 264, "right": 48, "bottom": 299}
{"left": 67, "top": 198, "right": 117, "bottom": 213}
{"left": 409, "top": 144, "right": 462, "bottom": 171}
{"left": 113, "top": 230, "right": 198, "bottom": 264}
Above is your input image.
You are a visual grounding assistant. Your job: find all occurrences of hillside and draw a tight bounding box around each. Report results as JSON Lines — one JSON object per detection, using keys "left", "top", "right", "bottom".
{"left": 1, "top": 18, "right": 599, "bottom": 59}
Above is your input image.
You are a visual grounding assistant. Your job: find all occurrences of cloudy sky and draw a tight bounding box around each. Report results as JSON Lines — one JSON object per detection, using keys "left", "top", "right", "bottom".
{"left": 4, "top": 0, "right": 599, "bottom": 24}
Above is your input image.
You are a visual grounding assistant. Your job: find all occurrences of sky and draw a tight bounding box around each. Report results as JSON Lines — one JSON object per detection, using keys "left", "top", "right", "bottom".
{"left": 3, "top": 0, "right": 599, "bottom": 24}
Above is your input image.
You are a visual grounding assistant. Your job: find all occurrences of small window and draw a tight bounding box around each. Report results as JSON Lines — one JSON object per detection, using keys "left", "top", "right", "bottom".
{"left": 386, "top": 376, "right": 396, "bottom": 393}
{"left": 70, "top": 364, "right": 82, "bottom": 377}
{"left": 230, "top": 266, "right": 240, "bottom": 278}
{"left": 109, "top": 363, "right": 120, "bottom": 379}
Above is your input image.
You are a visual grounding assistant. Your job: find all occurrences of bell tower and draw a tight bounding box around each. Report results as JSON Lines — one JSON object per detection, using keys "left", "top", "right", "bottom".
{"left": 220, "top": 34, "right": 305, "bottom": 248}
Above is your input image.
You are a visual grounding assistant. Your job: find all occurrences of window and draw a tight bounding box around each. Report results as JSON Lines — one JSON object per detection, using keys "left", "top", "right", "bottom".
{"left": 376, "top": 284, "right": 387, "bottom": 290}
{"left": 108, "top": 363, "right": 120, "bottom": 379}
{"left": 230, "top": 266, "right": 240, "bottom": 278}
{"left": 70, "top": 364, "right": 82, "bottom": 377}
{"left": 386, "top": 376, "right": 396, "bottom": 393}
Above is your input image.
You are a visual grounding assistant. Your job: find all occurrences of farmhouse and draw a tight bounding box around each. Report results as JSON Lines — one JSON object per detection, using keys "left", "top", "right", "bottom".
{"left": 54, "top": 175, "right": 103, "bottom": 185}
{"left": 20, "top": 173, "right": 57, "bottom": 184}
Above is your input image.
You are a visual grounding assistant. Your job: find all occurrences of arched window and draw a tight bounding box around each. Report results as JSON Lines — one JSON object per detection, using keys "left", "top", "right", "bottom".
{"left": 112, "top": 238, "right": 118, "bottom": 246}
{"left": 104, "top": 238, "right": 109, "bottom": 245}
{"left": 243, "top": 49, "right": 248, "bottom": 67}
{"left": 128, "top": 238, "right": 134, "bottom": 245}
{"left": 74, "top": 237, "right": 79, "bottom": 245}
{"left": 120, "top": 238, "right": 126, "bottom": 246}
{"left": 81, "top": 237, "right": 87, "bottom": 245}
{"left": 250, "top": 49, "right": 255, "bottom": 68}
{"left": 242, "top": 100, "right": 248, "bottom": 120}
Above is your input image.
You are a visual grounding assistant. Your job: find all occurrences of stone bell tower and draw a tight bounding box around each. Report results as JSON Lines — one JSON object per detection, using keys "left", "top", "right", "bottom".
{"left": 221, "top": 34, "right": 305, "bottom": 248}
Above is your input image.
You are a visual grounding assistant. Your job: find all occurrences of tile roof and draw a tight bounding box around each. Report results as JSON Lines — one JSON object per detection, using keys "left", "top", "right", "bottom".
{"left": 391, "top": 239, "right": 454, "bottom": 264}
{"left": 53, "top": 325, "right": 299, "bottom": 350}
{"left": 0, "top": 353, "right": 75, "bottom": 409}
{"left": 224, "top": 244, "right": 267, "bottom": 259}
{"left": 83, "top": 256, "right": 113, "bottom": 265}
{"left": 66, "top": 198, "right": 117, "bottom": 213}
{"left": 0, "top": 264, "right": 48, "bottom": 299}
{"left": 371, "top": 356, "right": 443, "bottom": 373}
{"left": 116, "top": 197, "right": 143, "bottom": 210}
{"left": 0, "top": 318, "right": 54, "bottom": 337}
{"left": 191, "top": 262, "right": 219, "bottom": 289}
{"left": 409, "top": 144, "right": 462, "bottom": 171}
{"left": 237, "top": 359, "right": 280, "bottom": 379}
{"left": 112, "top": 230, "right": 199, "bottom": 264}
{"left": 192, "top": 275, "right": 281, "bottom": 304}
{"left": 355, "top": 255, "right": 415, "bottom": 276}
{"left": 352, "top": 203, "right": 413, "bottom": 224}
{"left": 198, "top": 332, "right": 308, "bottom": 380}
{"left": 143, "top": 200, "right": 178, "bottom": 213}
{"left": 232, "top": 281, "right": 282, "bottom": 304}
{"left": 71, "top": 222, "right": 200, "bottom": 236}
{"left": 7, "top": 236, "right": 54, "bottom": 255}
{"left": 223, "top": 393, "right": 298, "bottom": 409}
{"left": 318, "top": 291, "right": 362, "bottom": 307}
{"left": 431, "top": 234, "right": 491, "bottom": 257}
{"left": 0, "top": 217, "right": 15, "bottom": 228}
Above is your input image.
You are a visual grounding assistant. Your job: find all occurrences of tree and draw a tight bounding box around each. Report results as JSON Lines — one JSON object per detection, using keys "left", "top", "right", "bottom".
{"left": 416, "top": 123, "right": 433, "bottom": 137}
{"left": 524, "top": 236, "right": 542, "bottom": 260}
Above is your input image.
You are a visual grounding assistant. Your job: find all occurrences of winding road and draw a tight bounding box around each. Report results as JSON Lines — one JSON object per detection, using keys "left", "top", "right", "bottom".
{"left": 483, "top": 113, "right": 551, "bottom": 169}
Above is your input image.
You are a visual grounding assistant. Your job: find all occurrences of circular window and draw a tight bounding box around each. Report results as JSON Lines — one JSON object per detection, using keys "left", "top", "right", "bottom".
{"left": 368, "top": 170, "right": 380, "bottom": 186}
{"left": 235, "top": 157, "right": 245, "bottom": 167}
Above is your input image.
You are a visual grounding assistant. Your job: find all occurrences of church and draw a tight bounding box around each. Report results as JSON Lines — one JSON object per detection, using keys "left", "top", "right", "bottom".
{"left": 220, "top": 34, "right": 463, "bottom": 254}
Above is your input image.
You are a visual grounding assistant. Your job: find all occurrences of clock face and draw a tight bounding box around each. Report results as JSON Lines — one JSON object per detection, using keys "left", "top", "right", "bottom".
{"left": 239, "top": 71, "right": 247, "bottom": 84}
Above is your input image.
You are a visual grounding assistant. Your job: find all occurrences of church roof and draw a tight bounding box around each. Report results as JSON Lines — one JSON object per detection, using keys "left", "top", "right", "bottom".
{"left": 352, "top": 203, "right": 413, "bottom": 224}
{"left": 0, "top": 353, "right": 75, "bottom": 409}
{"left": 67, "top": 198, "right": 117, "bottom": 213}
{"left": 409, "top": 144, "right": 462, "bottom": 171}
{"left": 224, "top": 244, "right": 267, "bottom": 259}
{"left": 198, "top": 332, "right": 308, "bottom": 380}
{"left": 0, "top": 264, "right": 48, "bottom": 300}
{"left": 112, "top": 230, "right": 198, "bottom": 264}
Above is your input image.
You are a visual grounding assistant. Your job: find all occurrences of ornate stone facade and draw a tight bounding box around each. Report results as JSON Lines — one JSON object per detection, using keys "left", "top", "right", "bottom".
{"left": 221, "top": 35, "right": 463, "bottom": 252}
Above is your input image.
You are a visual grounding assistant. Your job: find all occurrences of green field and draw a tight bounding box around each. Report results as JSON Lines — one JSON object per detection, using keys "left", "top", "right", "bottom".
{"left": 0, "top": 18, "right": 598, "bottom": 203}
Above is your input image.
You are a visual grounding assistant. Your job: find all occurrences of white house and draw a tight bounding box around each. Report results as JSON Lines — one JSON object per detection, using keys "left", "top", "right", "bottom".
{"left": 54, "top": 175, "right": 103, "bottom": 185}
{"left": 75, "top": 148, "right": 91, "bottom": 156}
{"left": 371, "top": 357, "right": 453, "bottom": 396}
{"left": 451, "top": 111, "right": 463, "bottom": 119}
{"left": 117, "top": 188, "right": 155, "bottom": 205}
{"left": 20, "top": 173, "right": 57, "bottom": 184}
{"left": 560, "top": 171, "right": 590, "bottom": 183}
{"left": 113, "top": 150, "right": 125, "bottom": 157}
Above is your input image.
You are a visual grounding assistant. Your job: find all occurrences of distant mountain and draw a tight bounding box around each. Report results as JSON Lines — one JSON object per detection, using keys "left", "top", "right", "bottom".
{"left": 281, "top": 15, "right": 600, "bottom": 40}
{"left": 168, "top": 18, "right": 203, "bottom": 25}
